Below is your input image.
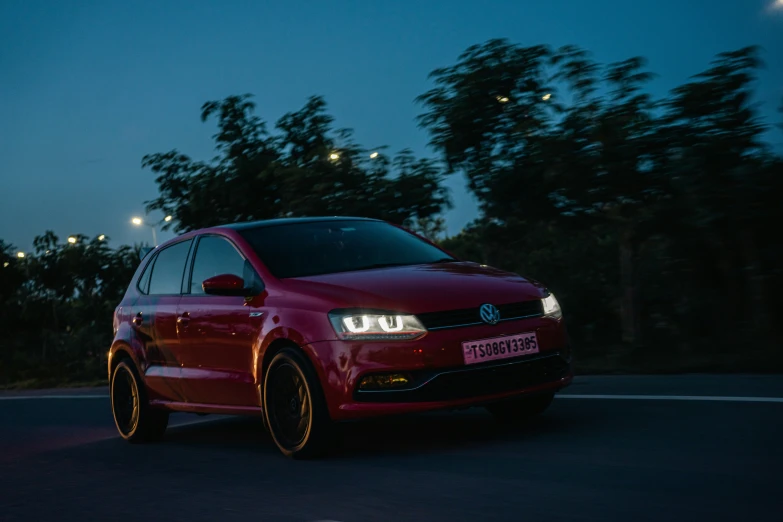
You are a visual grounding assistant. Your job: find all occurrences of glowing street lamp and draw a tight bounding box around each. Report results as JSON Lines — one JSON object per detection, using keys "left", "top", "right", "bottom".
{"left": 329, "top": 152, "right": 340, "bottom": 161}
{"left": 497, "top": 95, "right": 510, "bottom": 104}
{"left": 131, "top": 216, "right": 158, "bottom": 246}
{"left": 98, "top": 234, "right": 106, "bottom": 241}
{"left": 369, "top": 152, "right": 379, "bottom": 159}
{"left": 67, "top": 236, "right": 77, "bottom": 244}
{"left": 164, "top": 215, "right": 173, "bottom": 222}
{"left": 542, "top": 93, "right": 552, "bottom": 101}
{"left": 16, "top": 251, "right": 25, "bottom": 259}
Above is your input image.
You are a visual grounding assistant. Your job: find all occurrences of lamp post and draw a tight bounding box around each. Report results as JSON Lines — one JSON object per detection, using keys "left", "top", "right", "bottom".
{"left": 131, "top": 215, "right": 172, "bottom": 247}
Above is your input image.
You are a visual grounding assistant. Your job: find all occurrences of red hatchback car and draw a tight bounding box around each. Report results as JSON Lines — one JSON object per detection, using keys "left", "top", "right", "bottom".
{"left": 109, "top": 217, "right": 572, "bottom": 458}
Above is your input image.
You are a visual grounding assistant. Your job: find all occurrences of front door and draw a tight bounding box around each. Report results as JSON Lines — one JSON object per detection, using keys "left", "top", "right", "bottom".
{"left": 177, "top": 234, "right": 264, "bottom": 407}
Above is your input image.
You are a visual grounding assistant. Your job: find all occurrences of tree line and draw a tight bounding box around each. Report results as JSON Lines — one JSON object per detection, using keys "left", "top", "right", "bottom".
{"left": 2, "top": 40, "right": 781, "bottom": 387}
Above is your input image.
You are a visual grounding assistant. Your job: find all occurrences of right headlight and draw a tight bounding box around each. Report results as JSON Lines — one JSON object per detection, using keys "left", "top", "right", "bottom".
{"left": 542, "top": 292, "right": 563, "bottom": 319}
{"left": 328, "top": 310, "right": 427, "bottom": 341}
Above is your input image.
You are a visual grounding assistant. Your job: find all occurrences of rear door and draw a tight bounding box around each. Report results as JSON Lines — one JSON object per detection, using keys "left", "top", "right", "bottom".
{"left": 136, "top": 238, "right": 193, "bottom": 402}
{"left": 176, "top": 234, "right": 264, "bottom": 407}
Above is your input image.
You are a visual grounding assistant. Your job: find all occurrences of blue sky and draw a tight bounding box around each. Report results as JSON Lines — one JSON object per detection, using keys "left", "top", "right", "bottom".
{"left": 1, "top": 0, "right": 782, "bottom": 251}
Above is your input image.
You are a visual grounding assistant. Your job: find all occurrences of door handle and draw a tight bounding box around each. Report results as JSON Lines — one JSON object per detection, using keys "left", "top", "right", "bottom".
{"left": 132, "top": 312, "right": 143, "bottom": 327}
{"left": 177, "top": 312, "right": 190, "bottom": 326}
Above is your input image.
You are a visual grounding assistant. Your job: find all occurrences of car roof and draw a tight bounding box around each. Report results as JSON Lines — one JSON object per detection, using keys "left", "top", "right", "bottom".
{"left": 220, "top": 216, "right": 382, "bottom": 231}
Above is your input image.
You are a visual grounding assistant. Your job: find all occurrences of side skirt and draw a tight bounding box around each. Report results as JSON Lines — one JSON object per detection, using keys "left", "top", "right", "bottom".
{"left": 149, "top": 400, "right": 264, "bottom": 416}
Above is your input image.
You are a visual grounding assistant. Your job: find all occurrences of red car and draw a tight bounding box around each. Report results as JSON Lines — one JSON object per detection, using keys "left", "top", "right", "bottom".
{"left": 109, "top": 217, "right": 572, "bottom": 458}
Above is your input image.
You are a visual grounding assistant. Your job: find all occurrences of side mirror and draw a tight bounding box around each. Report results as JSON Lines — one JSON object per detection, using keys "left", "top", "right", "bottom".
{"left": 202, "top": 274, "right": 260, "bottom": 297}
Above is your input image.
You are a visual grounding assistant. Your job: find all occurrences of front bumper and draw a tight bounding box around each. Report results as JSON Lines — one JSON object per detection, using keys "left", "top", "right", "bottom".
{"left": 302, "top": 316, "right": 572, "bottom": 421}
{"left": 353, "top": 351, "right": 570, "bottom": 403}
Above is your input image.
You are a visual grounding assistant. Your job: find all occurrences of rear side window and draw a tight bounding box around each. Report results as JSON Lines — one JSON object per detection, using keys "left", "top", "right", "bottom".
{"left": 148, "top": 239, "right": 193, "bottom": 295}
{"left": 188, "top": 236, "right": 246, "bottom": 295}
{"left": 137, "top": 258, "right": 153, "bottom": 294}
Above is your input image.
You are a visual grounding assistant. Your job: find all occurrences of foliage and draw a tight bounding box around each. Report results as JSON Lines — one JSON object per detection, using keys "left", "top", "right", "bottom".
{"left": 142, "top": 95, "right": 451, "bottom": 233}
{"left": 423, "top": 41, "right": 782, "bottom": 366}
{"left": 0, "top": 234, "right": 138, "bottom": 387}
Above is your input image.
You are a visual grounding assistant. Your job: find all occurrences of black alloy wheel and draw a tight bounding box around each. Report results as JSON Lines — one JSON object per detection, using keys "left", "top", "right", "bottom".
{"left": 111, "top": 360, "right": 169, "bottom": 443}
{"left": 263, "top": 347, "right": 333, "bottom": 459}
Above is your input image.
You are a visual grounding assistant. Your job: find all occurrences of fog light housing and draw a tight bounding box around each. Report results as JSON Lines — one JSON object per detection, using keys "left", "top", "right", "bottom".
{"left": 358, "top": 373, "right": 411, "bottom": 390}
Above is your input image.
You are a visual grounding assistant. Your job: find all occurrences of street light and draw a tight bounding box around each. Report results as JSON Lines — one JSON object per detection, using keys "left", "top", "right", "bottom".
{"left": 98, "top": 234, "right": 106, "bottom": 241}
{"left": 131, "top": 216, "right": 158, "bottom": 246}
{"left": 164, "top": 215, "right": 173, "bottom": 222}
{"left": 542, "top": 93, "right": 552, "bottom": 101}
{"left": 370, "top": 152, "right": 379, "bottom": 159}
{"left": 329, "top": 152, "right": 340, "bottom": 161}
{"left": 67, "top": 236, "right": 77, "bottom": 244}
{"left": 497, "top": 95, "right": 510, "bottom": 103}
{"left": 16, "top": 251, "right": 25, "bottom": 259}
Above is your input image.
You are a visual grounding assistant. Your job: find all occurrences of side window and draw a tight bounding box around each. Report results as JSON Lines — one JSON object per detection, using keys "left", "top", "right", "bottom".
{"left": 189, "top": 236, "right": 247, "bottom": 295}
{"left": 136, "top": 256, "right": 154, "bottom": 294}
{"left": 148, "top": 240, "right": 193, "bottom": 295}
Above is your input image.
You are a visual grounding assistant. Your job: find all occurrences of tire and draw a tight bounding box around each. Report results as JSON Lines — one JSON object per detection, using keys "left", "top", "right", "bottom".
{"left": 263, "top": 347, "right": 333, "bottom": 459}
{"left": 486, "top": 392, "right": 555, "bottom": 424}
{"left": 258, "top": 384, "right": 270, "bottom": 433}
{"left": 111, "top": 360, "right": 169, "bottom": 443}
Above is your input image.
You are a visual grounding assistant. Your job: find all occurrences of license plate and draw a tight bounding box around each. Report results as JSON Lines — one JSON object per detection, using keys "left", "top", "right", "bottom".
{"left": 462, "top": 331, "right": 539, "bottom": 365}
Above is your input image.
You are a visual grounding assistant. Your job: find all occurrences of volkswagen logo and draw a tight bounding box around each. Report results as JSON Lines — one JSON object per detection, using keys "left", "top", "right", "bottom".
{"left": 479, "top": 303, "right": 501, "bottom": 325}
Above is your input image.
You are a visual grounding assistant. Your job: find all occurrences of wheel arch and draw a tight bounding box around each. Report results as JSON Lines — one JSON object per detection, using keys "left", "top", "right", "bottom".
{"left": 260, "top": 338, "right": 327, "bottom": 388}
{"left": 108, "top": 342, "right": 141, "bottom": 383}
{"left": 254, "top": 326, "right": 325, "bottom": 385}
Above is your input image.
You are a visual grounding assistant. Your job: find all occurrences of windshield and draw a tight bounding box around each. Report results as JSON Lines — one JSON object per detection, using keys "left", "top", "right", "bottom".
{"left": 237, "top": 220, "right": 454, "bottom": 278}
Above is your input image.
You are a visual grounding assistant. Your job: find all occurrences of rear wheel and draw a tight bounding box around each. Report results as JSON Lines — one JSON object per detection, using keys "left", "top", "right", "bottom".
{"left": 263, "top": 347, "right": 333, "bottom": 459}
{"left": 486, "top": 392, "right": 555, "bottom": 424}
{"left": 111, "top": 360, "right": 169, "bottom": 443}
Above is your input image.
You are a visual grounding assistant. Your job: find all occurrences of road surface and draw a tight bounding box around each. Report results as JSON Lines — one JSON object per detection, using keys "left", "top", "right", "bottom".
{"left": 1, "top": 375, "right": 782, "bottom": 522}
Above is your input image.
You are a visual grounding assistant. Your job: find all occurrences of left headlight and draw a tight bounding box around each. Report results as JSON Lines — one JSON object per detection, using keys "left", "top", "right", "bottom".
{"left": 328, "top": 310, "right": 427, "bottom": 341}
{"left": 542, "top": 293, "right": 563, "bottom": 319}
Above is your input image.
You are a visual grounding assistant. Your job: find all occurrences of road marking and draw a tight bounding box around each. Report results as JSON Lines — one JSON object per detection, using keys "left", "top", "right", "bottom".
{"left": 558, "top": 394, "right": 783, "bottom": 403}
{"left": 0, "top": 394, "right": 108, "bottom": 400}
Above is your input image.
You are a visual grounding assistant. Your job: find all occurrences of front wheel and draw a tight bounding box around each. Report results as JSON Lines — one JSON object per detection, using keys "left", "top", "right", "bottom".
{"left": 263, "top": 347, "right": 333, "bottom": 459}
{"left": 111, "top": 360, "right": 169, "bottom": 443}
{"left": 486, "top": 392, "right": 555, "bottom": 424}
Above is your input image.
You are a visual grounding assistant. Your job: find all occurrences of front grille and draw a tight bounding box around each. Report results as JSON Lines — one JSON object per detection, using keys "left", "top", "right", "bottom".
{"left": 417, "top": 300, "right": 544, "bottom": 330}
{"left": 354, "top": 353, "right": 570, "bottom": 403}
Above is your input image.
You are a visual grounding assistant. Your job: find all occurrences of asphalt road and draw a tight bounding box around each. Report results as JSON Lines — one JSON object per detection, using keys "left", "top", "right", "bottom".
{"left": 1, "top": 375, "right": 782, "bottom": 522}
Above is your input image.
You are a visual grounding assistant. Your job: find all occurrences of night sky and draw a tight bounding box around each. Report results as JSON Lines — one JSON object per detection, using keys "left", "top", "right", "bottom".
{"left": 2, "top": 0, "right": 781, "bottom": 252}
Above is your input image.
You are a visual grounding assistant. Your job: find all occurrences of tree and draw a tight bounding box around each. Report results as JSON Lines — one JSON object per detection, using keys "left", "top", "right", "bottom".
{"left": 0, "top": 231, "right": 138, "bottom": 382}
{"left": 657, "top": 46, "right": 776, "bottom": 344}
{"left": 407, "top": 215, "right": 447, "bottom": 242}
{"left": 418, "top": 39, "right": 668, "bottom": 344}
{"left": 143, "top": 95, "right": 450, "bottom": 233}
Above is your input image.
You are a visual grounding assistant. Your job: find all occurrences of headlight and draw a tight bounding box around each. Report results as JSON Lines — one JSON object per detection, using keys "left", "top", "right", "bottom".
{"left": 542, "top": 293, "right": 562, "bottom": 319}
{"left": 328, "top": 310, "right": 427, "bottom": 341}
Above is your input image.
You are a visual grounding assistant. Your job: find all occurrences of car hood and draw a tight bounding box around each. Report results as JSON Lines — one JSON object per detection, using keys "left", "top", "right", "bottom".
{"left": 282, "top": 261, "right": 546, "bottom": 313}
